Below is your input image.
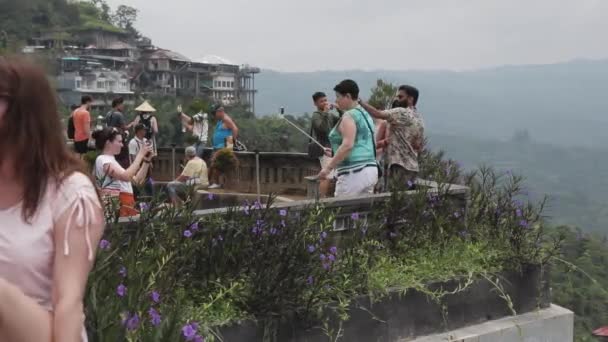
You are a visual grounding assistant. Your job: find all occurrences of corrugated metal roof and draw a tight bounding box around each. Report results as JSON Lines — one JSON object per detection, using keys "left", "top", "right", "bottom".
{"left": 148, "top": 49, "right": 191, "bottom": 62}
{"left": 193, "top": 54, "right": 237, "bottom": 66}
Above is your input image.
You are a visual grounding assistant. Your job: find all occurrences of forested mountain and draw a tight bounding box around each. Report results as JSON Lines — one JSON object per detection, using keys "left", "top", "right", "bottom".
{"left": 255, "top": 60, "right": 608, "bottom": 148}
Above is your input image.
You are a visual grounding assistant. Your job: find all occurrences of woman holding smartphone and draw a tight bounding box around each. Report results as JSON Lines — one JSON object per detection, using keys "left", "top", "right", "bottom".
{"left": 93, "top": 127, "right": 152, "bottom": 217}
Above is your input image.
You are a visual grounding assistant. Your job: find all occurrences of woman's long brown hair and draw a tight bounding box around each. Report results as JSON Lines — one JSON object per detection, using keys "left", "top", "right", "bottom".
{"left": 0, "top": 57, "right": 89, "bottom": 222}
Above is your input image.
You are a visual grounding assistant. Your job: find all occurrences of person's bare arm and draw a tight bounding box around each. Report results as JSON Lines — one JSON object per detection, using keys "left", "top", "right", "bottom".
{"left": 52, "top": 186, "right": 104, "bottom": 342}
{"left": 125, "top": 115, "right": 139, "bottom": 130}
{"left": 180, "top": 113, "right": 194, "bottom": 132}
{"left": 84, "top": 114, "right": 91, "bottom": 138}
{"left": 224, "top": 116, "right": 239, "bottom": 140}
{"left": 133, "top": 160, "right": 151, "bottom": 185}
{"left": 376, "top": 120, "right": 389, "bottom": 148}
{"left": 151, "top": 117, "right": 159, "bottom": 135}
{"left": 359, "top": 101, "right": 389, "bottom": 120}
{"left": 318, "top": 115, "right": 356, "bottom": 179}
{"left": 104, "top": 145, "right": 152, "bottom": 181}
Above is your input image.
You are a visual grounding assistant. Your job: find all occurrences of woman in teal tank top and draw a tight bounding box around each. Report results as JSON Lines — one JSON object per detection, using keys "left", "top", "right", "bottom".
{"left": 318, "top": 80, "right": 378, "bottom": 197}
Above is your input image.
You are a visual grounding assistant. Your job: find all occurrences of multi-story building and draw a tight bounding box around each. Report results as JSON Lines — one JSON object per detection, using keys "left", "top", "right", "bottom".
{"left": 56, "top": 57, "right": 134, "bottom": 109}
{"left": 138, "top": 49, "right": 260, "bottom": 113}
{"left": 28, "top": 27, "right": 260, "bottom": 113}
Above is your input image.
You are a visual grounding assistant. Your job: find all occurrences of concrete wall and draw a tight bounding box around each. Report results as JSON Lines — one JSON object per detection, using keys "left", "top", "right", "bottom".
{"left": 411, "top": 305, "right": 573, "bottom": 342}
{"left": 152, "top": 148, "right": 320, "bottom": 195}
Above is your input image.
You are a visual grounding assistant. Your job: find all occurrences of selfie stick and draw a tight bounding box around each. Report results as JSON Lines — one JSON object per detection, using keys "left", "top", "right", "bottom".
{"left": 279, "top": 114, "right": 325, "bottom": 149}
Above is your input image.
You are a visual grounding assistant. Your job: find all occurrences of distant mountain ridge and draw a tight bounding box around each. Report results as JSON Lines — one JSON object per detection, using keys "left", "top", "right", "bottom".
{"left": 255, "top": 59, "right": 608, "bottom": 148}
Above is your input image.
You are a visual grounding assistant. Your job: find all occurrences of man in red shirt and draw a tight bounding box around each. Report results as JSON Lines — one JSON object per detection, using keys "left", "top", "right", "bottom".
{"left": 73, "top": 95, "right": 93, "bottom": 155}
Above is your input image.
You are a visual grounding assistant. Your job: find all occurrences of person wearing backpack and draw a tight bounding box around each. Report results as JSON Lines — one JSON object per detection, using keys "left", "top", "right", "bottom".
{"left": 128, "top": 101, "right": 158, "bottom": 155}
{"left": 73, "top": 95, "right": 93, "bottom": 155}
{"left": 66, "top": 104, "right": 78, "bottom": 140}
{"left": 106, "top": 97, "right": 130, "bottom": 168}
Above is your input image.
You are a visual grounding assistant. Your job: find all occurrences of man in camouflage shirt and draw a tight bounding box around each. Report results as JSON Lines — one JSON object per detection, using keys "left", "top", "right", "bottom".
{"left": 311, "top": 92, "right": 340, "bottom": 197}
{"left": 360, "top": 85, "right": 425, "bottom": 188}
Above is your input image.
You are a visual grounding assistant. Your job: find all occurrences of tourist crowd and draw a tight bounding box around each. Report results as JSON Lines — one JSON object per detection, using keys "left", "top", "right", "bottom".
{"left": 72, "top": 78, "right": 425, "bottom": 211}
{"left": 0, "top": 55, "right": 424, "bottom": 341}
{"left": 68, "top": 95, "right": 240, "bottom": 217}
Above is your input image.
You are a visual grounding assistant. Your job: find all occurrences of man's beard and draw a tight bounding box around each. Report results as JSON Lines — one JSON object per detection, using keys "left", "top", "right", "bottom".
{"left": 392, "top": 100, "right": 408, "bottom": 109}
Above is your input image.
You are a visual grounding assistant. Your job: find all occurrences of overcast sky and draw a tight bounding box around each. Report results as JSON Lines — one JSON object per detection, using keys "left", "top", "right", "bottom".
{"left": 106, "top": 0, "right": 608, "bottom": 72}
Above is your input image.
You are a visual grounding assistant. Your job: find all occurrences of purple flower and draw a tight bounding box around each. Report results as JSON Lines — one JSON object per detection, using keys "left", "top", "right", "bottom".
{"left": 117, "top": 284, "right": 127, "bottom": 297}
{"left": 148, "top": 308, "right": 162, "bottom": 326}
{"left": 307, "top": 245, "right": 316, "bottom": 253}
{"left": 99, "top": 239, "right": 111, "bottom": 250}
{"left": 218, "top": 235, "right": 224, "bottom": 241}
{"left": 279, "top": 209, "right": 287, "bottom": 217}
{"left": 280, "top": 219, "right": 286, "bottom": 227}
{"left": 151, "top": 291, "right": 161, "bottom": 303}
{"left": 515, "top": 208, "right": 523, "bottom": 217}
{"left": 254, "top": 200, "right": 262, "bottom": 210}
{"left": 329, "top": 246, "right": 338, "bottom": 255}
{"left": 351, "top": 212, "right": 360, "bottom": 221}
{"left": 320, "top": 231, "right": 328, "bottom": 240}
{"left": 307, "top": 275, "right": 314, "bottom": 285}
{"left": 322, "top": 261, "right": 331, "bottom": 270}
{"left": 119, "top": 266, "right": 127, "bottom": 278}
{"left": 320, "top": 254, "right": 327, "bottom": 261}
{"left": 182, "top": 323, "right": 197, "bottom": 340}
{"left": 139, "top": 202, "right": 150, "bottom": 211}
{"left": 453, "top": 211, "right": 461, "bottom": 219}
{"left": 183, "top": 230, "right": 193, "bottom": 238}
{"left": 125, "top": 313, "right": 140, "bottom": 331}
{"left": 407, "top": 180, "right": 414, "bottom": 189}
{"left": 189, "top": 222, "right": 199, "bottom": 231}
{"left": 207, "top": 193, "right": 214, "bottom": 200}
{"left": 328, "top": 254, "right": 336, "bottom": 262}
{"left": 270, "top": 227, "right": 278, "bottom": 235}
{"left": 519, "top": 220, "right": 530, "bottom": 229}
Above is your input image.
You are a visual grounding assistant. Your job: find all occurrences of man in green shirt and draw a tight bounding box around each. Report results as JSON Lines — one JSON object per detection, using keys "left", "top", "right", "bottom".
{"left": 311, "top": 92, "right": 340, "bottom": 197}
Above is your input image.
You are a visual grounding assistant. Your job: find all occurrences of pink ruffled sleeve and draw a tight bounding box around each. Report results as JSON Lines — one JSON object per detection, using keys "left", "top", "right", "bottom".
{"left": 52, "top": 172, "right": 103, "bottom": 261}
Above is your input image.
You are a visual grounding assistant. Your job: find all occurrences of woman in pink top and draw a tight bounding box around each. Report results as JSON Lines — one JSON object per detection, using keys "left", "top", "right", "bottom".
{"left": 0, "top": 58, "right": 104, "bottom": 341}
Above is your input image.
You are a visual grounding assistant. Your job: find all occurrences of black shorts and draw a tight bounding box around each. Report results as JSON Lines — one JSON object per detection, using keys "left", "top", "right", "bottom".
{"left": 74, "top": 140, "right": 89, "bottom": 154}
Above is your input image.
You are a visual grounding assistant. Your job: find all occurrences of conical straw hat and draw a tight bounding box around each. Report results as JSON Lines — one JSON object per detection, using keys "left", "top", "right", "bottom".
{"left": 135, "top": 101, "right": 156, "bottom": 112}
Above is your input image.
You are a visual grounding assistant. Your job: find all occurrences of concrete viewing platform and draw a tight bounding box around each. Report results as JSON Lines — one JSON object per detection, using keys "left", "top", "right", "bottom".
{"left": 411, "top": 305, "right": 573, "bottom": 342}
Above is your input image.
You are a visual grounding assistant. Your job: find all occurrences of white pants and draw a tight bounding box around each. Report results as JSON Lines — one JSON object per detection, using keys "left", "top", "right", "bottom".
{"left": 334, "top": 166, "right": 378, "bottom": 197}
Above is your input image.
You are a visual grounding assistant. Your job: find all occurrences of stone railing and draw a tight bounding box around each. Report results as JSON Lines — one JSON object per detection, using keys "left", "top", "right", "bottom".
{"left": 192, "top": 179, "right": 470, "bottom": 232}
{"left": 152, "top": 147, "right": 319, "bottom": 195}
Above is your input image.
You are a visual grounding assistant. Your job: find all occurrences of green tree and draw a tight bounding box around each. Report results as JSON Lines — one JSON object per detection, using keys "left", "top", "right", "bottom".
{"left": 550, "top": 226, "right": 608, "bottom": 341}
{"left": 367, "top": 79, "right": 398, "bottom": 110}
{"left": 111, "top": 5, "right": 139, "bottom": 37}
